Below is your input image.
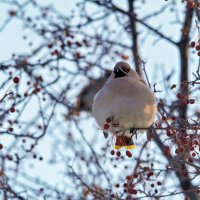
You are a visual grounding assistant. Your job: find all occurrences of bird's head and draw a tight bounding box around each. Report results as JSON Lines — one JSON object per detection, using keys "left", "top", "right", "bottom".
{"left": 114, "top": 61, "right": 131, "bottom": 78}
{"left": 106, "top": 61, "right": 145, "bottom": 84}
{"left": 108, "top": 61, "right": 141, "bottom": 81}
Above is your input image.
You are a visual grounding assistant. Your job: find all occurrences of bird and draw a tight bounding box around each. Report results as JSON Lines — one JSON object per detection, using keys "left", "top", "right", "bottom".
{"left": 76, "top": 70, "right": 111, "bottom": 112}
{"left": 66, "top": 70, "right": 110, "bottom": 118}
{"left": 92, "top": 61, "right": 157, "bottom": 150}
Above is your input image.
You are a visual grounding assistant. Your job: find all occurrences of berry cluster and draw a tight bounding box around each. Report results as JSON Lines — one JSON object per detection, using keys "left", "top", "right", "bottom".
{"left": 177, "top": 92, "right": 195, "bottom": 105}
{"left": 190, "top": 41, "right": 200, "bottom": 56}
{"left": 103, "top": 117, "right": 112, "bottom": 130}
{"left": 110, "top": 149, "right": 132, "bottom": 158}
{"left": 186, "top": 0, "right": 200, "bottom": 9}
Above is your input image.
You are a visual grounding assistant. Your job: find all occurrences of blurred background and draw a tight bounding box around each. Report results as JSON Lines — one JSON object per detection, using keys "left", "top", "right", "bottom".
{"left": 0, "top": 0, "right": 200, "bottom": 199}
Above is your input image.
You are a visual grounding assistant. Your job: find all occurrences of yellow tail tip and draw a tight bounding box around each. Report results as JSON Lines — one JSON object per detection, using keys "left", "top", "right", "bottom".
{"left": 115, "top": 145, "right": 135, "bottom": 150}
{"left": 115, "top": 145, "right": 122, "bottom": 150}
{"left": 125, "top": 145, "right": 135, "bottom": 150}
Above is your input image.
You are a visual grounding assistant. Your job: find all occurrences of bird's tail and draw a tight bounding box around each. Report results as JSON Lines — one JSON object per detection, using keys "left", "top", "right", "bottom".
{"left": 115, "top": 135, "right": 135, "bottom": 150}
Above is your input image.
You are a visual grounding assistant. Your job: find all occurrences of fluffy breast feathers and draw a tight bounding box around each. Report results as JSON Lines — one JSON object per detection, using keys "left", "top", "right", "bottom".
{"left": 93, "top": 77, "right": 157, "bottom": 131}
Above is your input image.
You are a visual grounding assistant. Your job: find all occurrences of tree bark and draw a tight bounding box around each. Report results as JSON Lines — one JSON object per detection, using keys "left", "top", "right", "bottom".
{"left": 128, "top": 0, "right": 142, "bottom": 76}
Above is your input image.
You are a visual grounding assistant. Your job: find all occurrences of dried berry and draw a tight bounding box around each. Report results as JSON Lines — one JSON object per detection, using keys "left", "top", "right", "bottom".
{"left": 126, "top": 151, "right": 132, "bottom": 158}
{"left": 8, "top": 127, "right": 13, "bottom": 132}
{"left": 110, "top": 150, "right": 115, "bottom": 155}
{"left": 116, "top": 151, "right": 121, "bottom": 157}
{"left": 170, "top": 84, "right": 176, "bottom": 89}
{"left": 13, "top": 77, "right": 20, "bottom": 84}
{"left": 171, "top": 116, "right": 176, "bottom": 121}
{"left": 10, "top": 107, "right": 15, "bottom": 113}
{"left": 196, "top": 45, "right": 200, "bottom": 51}
{"left": 103, "top": 123, "right": 109, "bottom": 130}
{"left": 190, "top": 41, "right": 195, "bottom": 47}
{"left": 162, "top": 116, "right": 167, "bottom": 121}
{"left": 189, "top": 99, "right": 195, "bottom": 104}
{"left": 157, "top": 181, "right": 162, "bottom": 186}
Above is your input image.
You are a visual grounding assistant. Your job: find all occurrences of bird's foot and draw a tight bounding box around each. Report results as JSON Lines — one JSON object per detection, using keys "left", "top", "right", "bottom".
{"left": 130, "top": 128, "right": 138, "bottom": 139}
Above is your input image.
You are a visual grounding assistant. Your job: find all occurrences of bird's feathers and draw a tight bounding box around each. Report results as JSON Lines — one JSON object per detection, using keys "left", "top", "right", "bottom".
{"left": 93, "top": 76, "right": 156, "bottom": 130}
{"left": 92, "top": 61, "right": 157, "bottom": 149}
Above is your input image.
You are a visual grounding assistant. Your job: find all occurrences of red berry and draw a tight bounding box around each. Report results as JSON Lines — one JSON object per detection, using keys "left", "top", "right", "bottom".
{"left": 127, "top": 188, "right": 137, "bottom": 194}
{"left": 157, "top": 181, "right": 162, "bottom": 186}
{"left": 133, "top": 173, "right": 138, "bottom": 178}
{"left": 151, "top": 183, "right": 154, "bottom": 188}
{"left": 110, "top": 150, "right": 115, "bottom": 155}
{"left": 75, "top": 41, "right": 82, "bottom": 47}
{"left": 53, "top": 49, "right": 60, "bottom": 56}
{"left": 103, "top": 123, "right": 109, "bottom": 130}
{"left": 177, "top": 93, "right": 181, "bottom": 98}
{"left": 165, "top": 146, "right": 170, "bottom": 151}
{"left": 116, "top": 151, "right": 121, "bottom": 157}
{"left": 189, "top": 99, "right": 195, "bottom": 104}
{"left": 188, "top": 1, "right": 195, "bottom": 8}
{"left": 123, "top": 183, "right": 128, "bottom": 187}
{"left": 177, "top": 93, "right": 183, "bottom": 98}
{"left": 126, "top": 151, "right": 132, "bottom": 158}
{"left": 192, "top": 152, "right": 196, "bottom": 157}
{"left": 10, "top": 107, "right": 15, "bottom": 113}
{"left": 171, "top": 116, "right": 176, "bottom": 121}
{"left": 188, "top": 158, "right": 193, "bottom": 163}
{"left": 172, "top": 130, "right": 176, "bottom": 136}
{"left": 162, "top": 116, "right": 167, "bottom": 121}
{"left": 126, "top": 175, "right": 132, "bottom": 180}
{"left": 7, "top": 155, "right": 12, "bottom": 160}
{"left": 121, "top": 54, "right": 129, "bottom": 60}
{"left": 147, "top": 171, "right": 154, "bottom": 178}
{"left": 8, "top": 127, "right": 13, "bottom": 132}
{"left": 47, "top": 44, "right": 53, "bottom": 48}
{"left": 67, "top": 40, "right": 72, "bottom": 47}
{"left": 111, "top": 194, "right": 115, "bottom": 198}
{"left": 166, "top": 130, "right": 171, "bottom": 137}
{"left": 13, "top": 77, "right": 20, "bottom": 84}
{"left": 170, "top": 84, "right": 176, "bottom": 89}
{"left": 198, "top": 51, "right": 200, "bottom": 56}
{"left": 0, "top": 144, "right": 3, "bottom": 150}
{"left": 9, "top": 10, "right": 17, "bottom": 16}
{"left": 190, "top": 41, "right": 195, "bottom": 47}
{"left": 75, "top": 52, "right": 81, "bottom": 59}
{"left": 178, "top": 147, "right": 184, "bottom": 153}
{"left": 196, "top": 45, "right": 200, "bottom": 51}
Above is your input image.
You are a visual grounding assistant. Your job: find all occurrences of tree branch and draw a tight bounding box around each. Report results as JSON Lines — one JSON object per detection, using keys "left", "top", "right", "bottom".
{"left": 128, "top": 0, "right": 142, "bottom": 76}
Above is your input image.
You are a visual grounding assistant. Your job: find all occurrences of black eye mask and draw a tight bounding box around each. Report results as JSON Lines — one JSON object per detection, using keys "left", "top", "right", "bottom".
{"left": 114, "top": 67, "right": 130, "bottom": 78}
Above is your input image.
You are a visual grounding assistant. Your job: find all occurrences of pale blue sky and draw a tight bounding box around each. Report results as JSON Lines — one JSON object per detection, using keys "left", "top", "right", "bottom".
{"left": 0, "top": 1, "right": 199, "bottom": 199}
